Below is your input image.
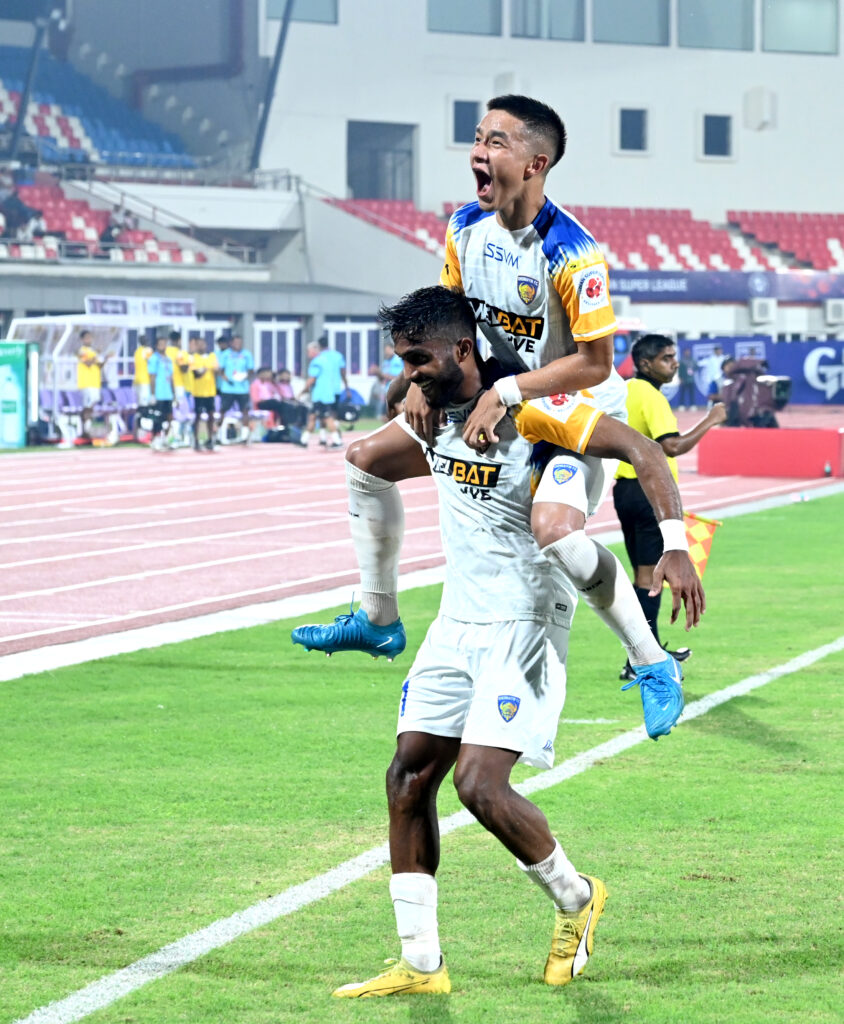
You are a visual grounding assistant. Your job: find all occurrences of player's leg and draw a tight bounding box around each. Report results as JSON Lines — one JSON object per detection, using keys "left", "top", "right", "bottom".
{"left": 300, "top": 409, "right": 315, "bottom": 446}
{"left": 334, "top": 731, "right": 457, "bottom": 998}
{"left": 532, "top": 454, "right": 683, "bottom": 737}
{"left": 613, "top": 477, "right": 692, "bottom": 676}
{"left": 334, "top": 623, "right": 465, "bottom": 998}
{"left": 325, "top": 409, "right": 343, "bottom": 448}
{"left": 292, "top": 420, "right": 429, "bottom": 657}
{"left": 455, "top": 620, "right": 606, "bottom": 985}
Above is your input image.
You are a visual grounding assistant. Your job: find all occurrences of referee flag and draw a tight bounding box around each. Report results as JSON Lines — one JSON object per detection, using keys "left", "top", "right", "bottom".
{"left": 683, "top": 511, "right": 722, "bottom": 579}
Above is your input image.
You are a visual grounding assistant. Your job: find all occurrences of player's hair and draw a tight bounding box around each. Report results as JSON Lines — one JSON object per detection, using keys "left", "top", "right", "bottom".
{"left": 317, "top": 335, "right": 329, "bottom": 349}
{"left": 377, "top": 286, "right": 477, "bottom": 347}
{"left": 631, "top": 333, "right": 674, "bottom": 370}
{"left": 486, "top": 94, "right": 567, "bottom": 167}
{"left": 168, "top": 330, "right": 181, "bottom": 342}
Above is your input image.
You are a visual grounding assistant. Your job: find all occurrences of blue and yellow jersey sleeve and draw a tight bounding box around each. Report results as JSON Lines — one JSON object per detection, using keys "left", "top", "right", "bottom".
{"left": 511, "top": 392, "right": 604, "bottom": 454}
{"left": 440, "top": 219, "right": 464, "bottom": 291}
{"left": 616, "top": 378, "right": 679, "bottom": 481}
{"left": 537, "top": 203, "right": 617, "bottom": 342}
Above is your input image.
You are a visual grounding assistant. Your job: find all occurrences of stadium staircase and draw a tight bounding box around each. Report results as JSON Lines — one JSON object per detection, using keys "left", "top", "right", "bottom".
{"left": 0, "top": 177, "right": 209, "bottom": 263}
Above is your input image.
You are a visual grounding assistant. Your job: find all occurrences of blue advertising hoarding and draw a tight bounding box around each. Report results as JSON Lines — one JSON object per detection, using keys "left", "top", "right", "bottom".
{"left": 668, "top": 337, "right": 844, "bottom": 406}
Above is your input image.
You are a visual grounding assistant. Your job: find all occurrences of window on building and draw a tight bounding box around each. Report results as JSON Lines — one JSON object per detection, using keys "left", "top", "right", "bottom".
{"left": 511, "top": 0, "right": 585, "bottom": 41}
{"left": 267, "top": 0, "right": 338, "bottom": 23}
{"left": 593, "top": 0, "right": 669, "bottom": 45}
{"left": 453, "top": 100, "right": 481, "bottom": 144}
{"left": 763, "top": 0, "right": 839, "bottom": 54}
{"left": 347, "top": 121, "right": 416, "bottom": 200}
{"left": 618, "top": 108, "right": 648, "bottom": 152}
{"left": 702, "top": 114, "right": 732, "bottom": 158}
{"left": 678, "top": 0, "right": 754, "bottom": 50}
{"left": 428, "top": 0, "right": 502, "bottom": 35}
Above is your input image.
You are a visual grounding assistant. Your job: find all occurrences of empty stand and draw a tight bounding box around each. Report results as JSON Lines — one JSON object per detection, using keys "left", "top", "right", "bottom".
{"left": 2, "top": 177, "right": 206, "bottom": 263}
{"left": 728, "top": 210, "right": 844, "bottom": 272}
{"left": 0, "top": 46, "right": 194, "bottom": 168}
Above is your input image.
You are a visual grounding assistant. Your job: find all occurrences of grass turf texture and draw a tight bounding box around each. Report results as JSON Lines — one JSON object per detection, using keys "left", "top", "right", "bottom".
{"left": 2, "top": 494, "right": 842, "bottom": 1023}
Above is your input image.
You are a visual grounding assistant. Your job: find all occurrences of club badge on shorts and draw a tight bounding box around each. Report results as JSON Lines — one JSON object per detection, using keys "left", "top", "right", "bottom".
{"left": 497, "top": 695, "right": 521, "bottom": 722}
{"left": 552, "top": 463, "right": 578, "bottom": 485}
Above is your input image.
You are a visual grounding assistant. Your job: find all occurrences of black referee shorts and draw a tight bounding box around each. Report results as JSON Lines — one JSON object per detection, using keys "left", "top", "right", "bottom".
{"left": 613, "top": 476, "right": 664, "bottom": 570}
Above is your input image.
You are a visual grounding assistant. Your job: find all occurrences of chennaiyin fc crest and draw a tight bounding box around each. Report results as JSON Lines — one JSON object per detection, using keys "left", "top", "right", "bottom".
{"left": 497, "top": 695, "right": 521, "bottom": 722}
{"left": 552, "top": 463, "right": 578, "bottom": 485}
{"left": 517, "top": 276, "right": 539, "bottom": 305}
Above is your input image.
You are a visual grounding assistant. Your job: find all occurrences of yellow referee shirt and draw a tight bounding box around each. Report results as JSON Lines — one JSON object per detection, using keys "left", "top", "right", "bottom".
{"left": 616, "top": 377, "right": 679, "bottom": 482}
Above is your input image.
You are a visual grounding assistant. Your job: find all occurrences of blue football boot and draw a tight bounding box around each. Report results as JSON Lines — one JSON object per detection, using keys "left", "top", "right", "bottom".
{"left": 292, "top": 607, "right": 406, "bottom": 661}
{"left": 622, "top": 652, "right": 684, "bottom": 740}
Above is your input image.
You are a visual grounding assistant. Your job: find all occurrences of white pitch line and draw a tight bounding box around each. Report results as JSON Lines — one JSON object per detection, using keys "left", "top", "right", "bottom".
{"left": 13, "top": 633, "right": 844, "bottom": 1024}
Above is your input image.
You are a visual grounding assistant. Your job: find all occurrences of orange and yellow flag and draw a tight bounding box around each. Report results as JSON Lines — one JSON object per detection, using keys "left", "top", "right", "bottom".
{"left": 683, "top": 511, "right": 722, "bottom": 580}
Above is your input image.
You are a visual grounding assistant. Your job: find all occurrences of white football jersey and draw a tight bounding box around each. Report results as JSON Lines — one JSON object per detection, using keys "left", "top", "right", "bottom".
{"left": 396, "top": 387, "right": 605, "bottom": 625}
{"left": 441, "top": 197, "right": 627, "bottom": 420}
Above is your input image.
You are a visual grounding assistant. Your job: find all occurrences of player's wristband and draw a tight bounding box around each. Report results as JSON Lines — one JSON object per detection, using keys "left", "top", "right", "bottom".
{"left": 659, "top": 519, "right": 688, "bottom": 552}
{"left": 493, "top": 375, "right": 523, "bottom": 408}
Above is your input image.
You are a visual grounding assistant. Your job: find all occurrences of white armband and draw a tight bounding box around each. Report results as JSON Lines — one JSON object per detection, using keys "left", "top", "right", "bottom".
{"left": 493, "top": 375, "right": 523, "bottom": 408}
{"left": 659, "top": 519, "right": 688, "bottom": 552}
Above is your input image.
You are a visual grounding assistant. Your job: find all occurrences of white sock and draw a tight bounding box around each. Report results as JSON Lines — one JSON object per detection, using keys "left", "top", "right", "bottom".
{"left": 543, "top": 532, "right": 664, "bottom": 666}
{"left": 300, "top": 430, "right": 310, "bottom": 444}
{"left": 347, "top": 462, "right": 403, "bottom": 625}
{"left": 390, "top": 873, "right": 441, "bottom": 972}
{"left": 331, "top": 430, "right": 342, "bottom": 444}
{"left": 517, "top": 840, "right": 590, "bottom": 911}
{"left": 319, "top": 427, "right": 327, "bottom": 443}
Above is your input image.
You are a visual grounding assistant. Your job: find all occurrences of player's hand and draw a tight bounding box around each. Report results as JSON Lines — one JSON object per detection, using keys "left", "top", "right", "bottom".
{"left": 405, "top": 382, "right": 437, "bottom": 446}
{"left": 708, "top": 402, "right": 728, "bottom": 426}
{"left": 462, "top": 388, "right": 505, "bottom": 451}
{"left": 650, "top": 550, "right": 705, "bottom": 630}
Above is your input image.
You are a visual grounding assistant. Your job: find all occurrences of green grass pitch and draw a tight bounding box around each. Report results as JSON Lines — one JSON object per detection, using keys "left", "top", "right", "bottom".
{"left": 2, "top": 493, "right": 842, "bottom": 1023}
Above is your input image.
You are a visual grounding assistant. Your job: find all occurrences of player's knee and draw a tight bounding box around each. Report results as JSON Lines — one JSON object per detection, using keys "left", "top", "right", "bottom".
{"left": 531, "top": 503, "right": 580, "bottom": 549}
{"left": 345, "top": 436, "right": 374, "bottom": 471}
{"left": 386, "top": 755, "right": 434, "bottom": 815}
{"left": 452, "top": 762, "right": 499, "bottom": 824}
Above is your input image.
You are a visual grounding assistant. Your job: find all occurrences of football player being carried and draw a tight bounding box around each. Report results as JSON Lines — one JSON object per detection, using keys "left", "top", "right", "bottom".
{"left": 324, "top": 286, "right": 703, "bottom": 998}
{"left": 293, "top": 94, "right": 702, "bottom": 729}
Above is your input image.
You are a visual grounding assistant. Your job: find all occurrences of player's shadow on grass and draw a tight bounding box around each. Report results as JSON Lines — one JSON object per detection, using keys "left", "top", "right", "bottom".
{"left": 685, "top": 691, "right": 808, "bottom": 758}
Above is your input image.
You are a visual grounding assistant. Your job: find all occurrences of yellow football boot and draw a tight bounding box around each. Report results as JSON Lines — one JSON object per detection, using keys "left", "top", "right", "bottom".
{"left": 544, "top": 875, "right": 608, "bottom": 986}
{"left": 332, "top": 957, "right": 451, "bottom": 998}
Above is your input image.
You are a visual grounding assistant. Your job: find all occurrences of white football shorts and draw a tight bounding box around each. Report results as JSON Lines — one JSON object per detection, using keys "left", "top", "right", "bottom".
{"left": 533, "top": 450, "right": 619, "bottom": 518}
{"left": 397, "top": 615, "right": 569, "bottom": 770}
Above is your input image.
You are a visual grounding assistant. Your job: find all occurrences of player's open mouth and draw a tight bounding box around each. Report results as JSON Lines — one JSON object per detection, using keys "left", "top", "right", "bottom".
{"left": 473, "top": 167, "right": 492, "bottom": 199}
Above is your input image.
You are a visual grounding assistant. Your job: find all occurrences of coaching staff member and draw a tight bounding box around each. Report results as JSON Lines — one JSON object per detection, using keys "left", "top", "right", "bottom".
{"left": 614, "top": 334, "right": 726, "bottom": 679}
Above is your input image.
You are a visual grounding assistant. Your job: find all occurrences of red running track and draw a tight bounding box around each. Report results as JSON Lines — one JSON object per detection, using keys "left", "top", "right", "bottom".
{"left": 0, "top": 407, "right": 839, "bottom": 658}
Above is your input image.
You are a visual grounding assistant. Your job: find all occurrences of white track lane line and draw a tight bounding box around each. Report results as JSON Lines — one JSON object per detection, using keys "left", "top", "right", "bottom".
{"left": 12, "top": 633, "right": 844, "bottom": 1024}
{"left": 0, "top": 554, "right": 448, "bottom": 650}
{"left": 0, "top": 525, "right": 442, "bottom": 605}
{"left": 0, "top": 480, "right": 435, "bottom": 536}
{"left": 0, "top": 504, "right": 440, "bottom": 570}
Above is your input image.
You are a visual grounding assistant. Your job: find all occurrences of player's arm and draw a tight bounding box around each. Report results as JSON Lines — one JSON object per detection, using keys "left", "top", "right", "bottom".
{"left": 403, "top": 224, "right": 464, "bottom": 443}
{"left": 658, "top": 404, "right": 727, "bottom": 456}
{"left": 463, "top": 253, "right": 616, "bottom": 450}
{"left": 585, "top": 415, "right": 705, "bottom": 630}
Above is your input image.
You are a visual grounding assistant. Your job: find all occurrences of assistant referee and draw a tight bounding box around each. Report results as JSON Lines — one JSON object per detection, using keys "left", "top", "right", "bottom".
{"left": 613, "top": 334, "right": 726, "bottom": 679}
